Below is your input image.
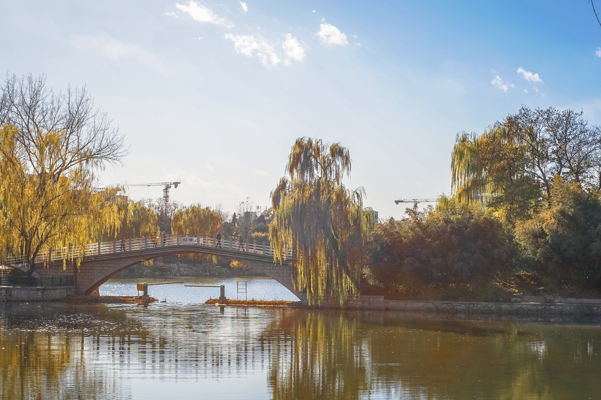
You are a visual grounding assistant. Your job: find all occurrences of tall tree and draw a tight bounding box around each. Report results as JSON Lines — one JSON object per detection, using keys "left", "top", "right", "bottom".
{"left": 109, "top": 199, "right": 158, "bottom": 239}
{"left": 269, "top": 138, "right": 373, "bottom": 305}
{"left": 0, "top": 74, "right": 126, "bottom": 276}
{"left": 141, "top": 197, "right": 182, "bottom": 233}
{"left": 0, "top": 126, "right": 122, "bottom": 275}
{"left": 171, "top": 204, "right": 222, "bottom": 263}
{"left": 451, "top": 106, "right": 601, "bottom": 221}
{"left": 171, "top": 204, "right": 222, "bottom": 236}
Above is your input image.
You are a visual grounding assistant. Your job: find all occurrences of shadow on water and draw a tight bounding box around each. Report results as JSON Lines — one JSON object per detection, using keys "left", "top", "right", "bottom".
{"left": 1, "top": 303, "right": 600, "bottom": 399}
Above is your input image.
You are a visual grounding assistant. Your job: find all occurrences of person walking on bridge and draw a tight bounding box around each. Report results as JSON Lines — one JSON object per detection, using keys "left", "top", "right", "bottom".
{"left": 216, "top": 232, "right": 222, "bottom": 248}
{"left": 120, "top": 234, "right": 126, "bottom": 252}
{"left": 152, "top": 232, "right": 158, "bottom": 247}
{"left": 238, "top": 235, "right": 244, "bottom": 251}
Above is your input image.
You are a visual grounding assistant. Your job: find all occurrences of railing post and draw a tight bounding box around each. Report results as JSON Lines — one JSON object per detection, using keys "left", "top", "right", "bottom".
{"left": 176, "top": 232, "right": 179, "bottom": 246}
{"left": 197, "top": 233, "right": 200, "bottom": 246}
{"left": 128, "top": 238, "right": 132, "bottom": 251}
{"left": 112, "top": 240, "right": 116, "bottom": 253}
{"left": 213, "top": 235, "right": 216, "bottom": 247}
{"left": 145, "top": 236, "right": 148, "bottom": 248}
{"left": 98, "top": 242, "right": 101, "bottom": 255}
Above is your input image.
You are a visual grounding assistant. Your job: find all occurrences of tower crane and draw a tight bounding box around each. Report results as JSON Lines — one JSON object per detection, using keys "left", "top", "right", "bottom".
{"left": 126, "top": 182, "right": 181, "bottom": 203}
{"left": 394, "top": 198, "right": 438, "bottom": 212}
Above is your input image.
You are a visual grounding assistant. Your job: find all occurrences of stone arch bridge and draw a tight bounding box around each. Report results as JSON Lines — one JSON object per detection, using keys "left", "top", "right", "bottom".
{"left": 5, "top": 235, "right": 298, "bottom": 300}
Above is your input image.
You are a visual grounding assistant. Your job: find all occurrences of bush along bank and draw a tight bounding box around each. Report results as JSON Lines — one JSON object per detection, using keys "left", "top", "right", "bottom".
{"left": 361, "top": 107, "right": 601, "bottom": 303}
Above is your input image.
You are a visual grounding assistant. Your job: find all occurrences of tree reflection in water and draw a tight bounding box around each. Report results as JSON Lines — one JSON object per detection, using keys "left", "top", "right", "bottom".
{"left": 264, "top": 312, "right": 370, "bottom": 400}
{"left": 0, "top": 303, "right": 133, "bottom": 400}
{"left": 263, "top": 310, "right": 601, "bottom": 400}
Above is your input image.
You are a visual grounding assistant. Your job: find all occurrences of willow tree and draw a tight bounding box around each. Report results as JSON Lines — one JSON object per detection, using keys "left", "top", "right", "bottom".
{"left": 171, "top": 204, "right": 222, "bottom": 236}
{"left": 269, "top": 138, "right": 373, "bottom": 305}
{"left": 171, "top": 204, "right": 222, "bottom": 262}
{"left": 98, "top": 199, "right": 158, "bottom": 241}
{"left": 0, "top": 74, "right": 126, "bottom": 276}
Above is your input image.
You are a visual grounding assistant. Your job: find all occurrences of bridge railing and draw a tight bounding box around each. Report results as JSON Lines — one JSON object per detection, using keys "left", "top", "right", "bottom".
{"left": 5, "top": 234, "right": 292, "bottom": 266}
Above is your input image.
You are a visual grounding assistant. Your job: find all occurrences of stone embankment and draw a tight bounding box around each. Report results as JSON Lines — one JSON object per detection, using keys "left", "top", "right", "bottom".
{"left": 114, "top": 262, "right": 266, "bottom": 279}
{"left": 330, "top": 295, "right": 601, "bottom": 317}
{"left": 0, "top": 286, "right": 74, "bottom": 302}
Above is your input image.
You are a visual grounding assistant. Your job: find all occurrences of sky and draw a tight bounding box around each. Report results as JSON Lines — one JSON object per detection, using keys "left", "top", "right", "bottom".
{"left": 1, "top": 0, "right": 601, "bottom": 219}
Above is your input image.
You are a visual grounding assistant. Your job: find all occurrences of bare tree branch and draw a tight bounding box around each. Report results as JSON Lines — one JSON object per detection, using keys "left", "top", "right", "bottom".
{"left": 0, "top": 73, "right": 127, "bottom": 180}
{"left": 592, "top": 0, "right": 601, "bottom": 30}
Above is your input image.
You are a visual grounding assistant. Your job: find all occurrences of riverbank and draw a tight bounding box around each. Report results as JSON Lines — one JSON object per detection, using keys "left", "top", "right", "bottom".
{"left": 0, "top": 285, "right": 74, "bottom": 302}
{"left": 65, "top": 295, "right": 158, "bottom": 304}
{"left": 315, "top": 295, "right": 601, "bottom": 317}
{"left": 205, "top": 298, "right": 298, "bottom": 307}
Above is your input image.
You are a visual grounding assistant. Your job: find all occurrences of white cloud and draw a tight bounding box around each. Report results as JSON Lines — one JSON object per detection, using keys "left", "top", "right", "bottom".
{"left": 312, "top": 10, "right": 316, "bottom": 13}
{"left": 491, "top": 75, "right": 514, "bottom": 92}
{"left": 175, "top": 1, "right": 232, "bottom": 27}
{"left": 524, "top": 89, "right": 528, "bottom": 93}
{"left": 597, "top": 47, "right": 601, "bottom": 57}
{"left": 316, "top": 23, "right": 348, "bottom": 46}
{"left": 193, "top": 37, "right": 203, "bottom": 41}
{"left": 225, "top": 34, "right": 280, "bottom": 67}
{"left": 72, "top": 34, "right": 167, "bottom": 72}
{"left": 165, "top": 11, "right": 178, "bottom": 17}
{"left": 239, "top": 1, "right": 248, "bottom": 12}
{"left": 534, "top": 86, "right": 538, "bottom": 92}
{"left": 282, "top": 33, "right": 305, "bottom": 65}
{"left": 254, "top": 170, "right": 267, "bottom": 175}
{"left": 517, "top": 67, "right": 542, "bottom": 83}
{"left": 205, "top": 163, "right": 214, "bottom": 170}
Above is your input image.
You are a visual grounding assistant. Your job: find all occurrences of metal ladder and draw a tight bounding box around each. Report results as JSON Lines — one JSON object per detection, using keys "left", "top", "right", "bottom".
{"left": 0, "top": 266, "right": 8, "bottom": 286}
{"left": 237, "top": 281, "right": 248, "bottom": 300}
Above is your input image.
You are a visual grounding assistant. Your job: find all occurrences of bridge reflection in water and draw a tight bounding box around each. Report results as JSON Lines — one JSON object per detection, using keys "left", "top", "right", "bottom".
{"left": 1, "top": 302, "right": 600, "bottom": 400}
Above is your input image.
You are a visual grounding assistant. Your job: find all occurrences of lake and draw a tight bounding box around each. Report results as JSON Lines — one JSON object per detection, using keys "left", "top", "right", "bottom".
{"left": 1, "top": 277, "right": 600, "bottom": 399}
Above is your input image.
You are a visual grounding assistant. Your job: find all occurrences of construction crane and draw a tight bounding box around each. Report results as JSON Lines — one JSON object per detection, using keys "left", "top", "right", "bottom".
{"left": 394, "top": 198, "right": 438, "bottom": 212}
{"left": 126, "top": 182, "right": 181, "bottom": 203}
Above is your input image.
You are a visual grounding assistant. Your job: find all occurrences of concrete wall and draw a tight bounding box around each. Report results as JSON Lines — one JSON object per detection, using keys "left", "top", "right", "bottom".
{"left": 0, "top": 286, "right": 75, "bottom": 302}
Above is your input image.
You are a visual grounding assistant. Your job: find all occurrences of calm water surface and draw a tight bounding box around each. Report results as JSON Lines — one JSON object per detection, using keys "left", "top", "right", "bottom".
{"left": 1, "top": 278, "right": 600, "bottom": 399}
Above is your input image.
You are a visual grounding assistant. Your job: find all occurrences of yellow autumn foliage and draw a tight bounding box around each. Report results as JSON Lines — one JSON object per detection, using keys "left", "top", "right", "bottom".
{"left": 0, "top": 124, "right": 123, "bottom": 274}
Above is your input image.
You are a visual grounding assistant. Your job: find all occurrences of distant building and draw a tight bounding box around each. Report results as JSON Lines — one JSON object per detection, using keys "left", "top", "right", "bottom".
{"left": 244, "top": 211, "right": 258, "bottom": 223}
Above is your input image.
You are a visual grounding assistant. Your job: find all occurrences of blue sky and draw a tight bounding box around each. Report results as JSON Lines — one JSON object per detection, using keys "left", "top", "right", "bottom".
{"left": 1, "top": 0, "right": 600, "bottom": 218}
